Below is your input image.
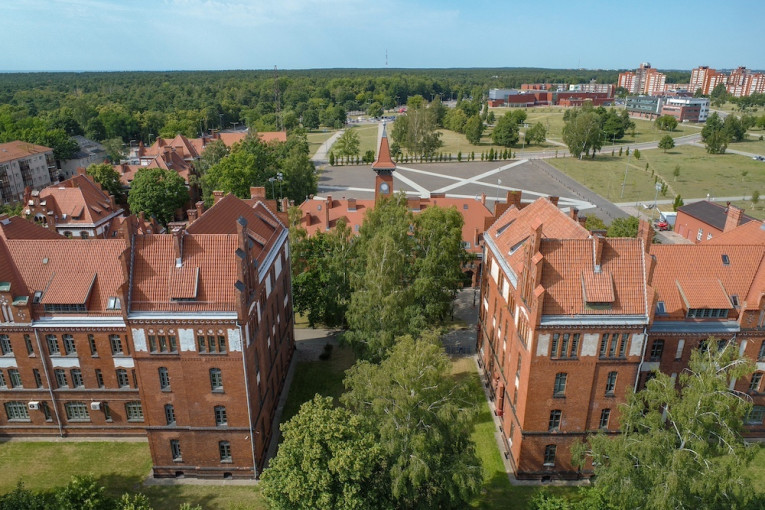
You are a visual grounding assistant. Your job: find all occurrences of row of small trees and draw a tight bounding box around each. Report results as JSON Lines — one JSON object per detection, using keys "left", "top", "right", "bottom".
{"left": 264, "top": 196, "right": 483, "bottom": 509}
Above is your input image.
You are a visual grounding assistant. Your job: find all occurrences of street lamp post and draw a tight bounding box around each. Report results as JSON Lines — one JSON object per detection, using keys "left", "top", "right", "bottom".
{"left": 652, "top": 182, "right": 662, "bottom": 221}
{"left": 495, "top": 178, "right": 502, "bottom": 210}
{"left": 277, "top": 172, "right": 283, "bottom": 198}
{"left": 620, "top": 149, "right": 631, "bottom": 199}
{"left": 268, "top": 177, "right": 276, "bottom": 199}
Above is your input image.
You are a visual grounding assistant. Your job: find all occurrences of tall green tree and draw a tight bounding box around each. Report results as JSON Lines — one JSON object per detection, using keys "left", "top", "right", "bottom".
{"left": 464, "top": 115, "right": 484, "bottom": 144}
{"left": 127, "top": 168, "right": 188, "bottom": 225}
{"left": 261, "top": 396, "right": 388, "bottom": 510}
{"left": 194, "top": 139, "right": 229, "bottom": 177}
{"left": 658, "top": 134, "right": 675, "bottom": 152}
{"left": 87, "top": 163, "right": 126, "bottom": 203}
{"left": 655, "top": 115, "right": 679, "bottom": 132}
{"left": 525, "top": 122, "right": 547, "bottom": 145}
{"left": 573, "top": 340, "right": 757, "bottom": 510}
{"left": 341, "top": 334, "right": 483, "bottom": 509}
{"left": 55, "top": 475, "right": 111, "bottom": 510}
{"left": 334, "top": 129, "right": 360, "bottom": 157}
{"left": 290, "top": 217, "right": 354, "bottom": 328}
{"left": 710, "top": 83, "right": 729, "bottom": 107}
{"left": 390, "top": 99, "right": 442, "bottom": 157}
{"left": 491, "top": 113, "right": 520, "bottom": 147}
{"left": 562, "top": 109, "right": 603, "bottom": 158}
{"left": 701, "top": 112, "right": 729, "bottom": 154}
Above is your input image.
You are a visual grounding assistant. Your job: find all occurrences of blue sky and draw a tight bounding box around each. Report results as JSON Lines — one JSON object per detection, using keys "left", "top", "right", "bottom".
{"left": 3, "top": 0, "right": 763, "bottom": 72}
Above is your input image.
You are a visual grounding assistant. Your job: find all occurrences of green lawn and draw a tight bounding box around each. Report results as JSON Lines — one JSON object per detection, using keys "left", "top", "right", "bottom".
{"left": 547, "top": 145, "right": 765, "bottom": 204}
{"left": 752, "top": 444, "right": 765, "bottom": 494}
{"left": 452, "top": 356, "right": 579, "bottom": 509}
{"left": 280, "top": 341, "right": 356, "bottom": 423}
{"left": 348, "top": 124, "right": 379, "bottom": 158}
{"left": 306, "top": 130, "right": 337, "bottom": 157}
{"left": 730, "top": 134, "right": 765, "bottom": 155}
{"left": 0, "top": 441, "right": 265, "bottom": 509}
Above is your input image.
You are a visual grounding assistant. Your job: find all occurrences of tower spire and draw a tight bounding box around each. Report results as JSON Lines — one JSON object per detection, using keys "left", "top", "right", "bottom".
{"left": 372, "top": 123, "right": 396, "bottom": 202}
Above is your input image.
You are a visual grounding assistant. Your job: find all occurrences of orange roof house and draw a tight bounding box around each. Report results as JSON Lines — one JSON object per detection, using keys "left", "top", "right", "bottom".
{"left": 23, "top": 171, "right": 125, "bottom": 239}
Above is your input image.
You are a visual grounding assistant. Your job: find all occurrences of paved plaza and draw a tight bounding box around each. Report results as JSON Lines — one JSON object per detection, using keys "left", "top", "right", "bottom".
{"left": 317, "top": 158, "right": 628, "bottom": 223}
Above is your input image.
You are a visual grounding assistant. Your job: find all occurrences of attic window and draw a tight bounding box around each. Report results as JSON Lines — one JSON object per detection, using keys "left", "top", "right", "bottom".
{"left": 721, "top": 254, "right": 730, "bottom": 265}
{"left": 33, "top": 291, "right": 42, "bottom": 304}
{"left": 656, "top": 301, "right": 666, "bottom": 314}
{"left": 731, "top": 295, "right": 739, "bottom": 307}
{"left": 508, "top": 236, "right": 528, "bottom": 255}
{"left": 463, "top": 204, "right": 468, "bottom": 210}
{"left": 107, "top": 297, "right": 121, "bottom": 310}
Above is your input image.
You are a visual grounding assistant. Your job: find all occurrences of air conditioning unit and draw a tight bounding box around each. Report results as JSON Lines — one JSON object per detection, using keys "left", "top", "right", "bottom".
{"left": 90, "top": 402, "right": 101, "bottom": 411}
{"left": 28, "top": 401, "right": 40, "bottom": 410}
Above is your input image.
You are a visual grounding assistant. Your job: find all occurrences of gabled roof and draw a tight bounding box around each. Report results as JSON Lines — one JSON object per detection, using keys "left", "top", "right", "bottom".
{"left": 0, "top": 237, "right": 28, "bottom": 298}
{"left": 704, "top": 221, "right": 765, "bottom": 245}
{"left": 38, "top": 173, "right": 121, "bottom": 226}
{"left": 677, "top": 201, "right": 756, "bottom": 231}
{"left": 0, "top": 214, "right": 63, "bottom": 240}
{"left": 650, "top": 244, "right": 764, "bottom": 317}
{"left": 6, "top": 239, "right": 129, "bottom": 315}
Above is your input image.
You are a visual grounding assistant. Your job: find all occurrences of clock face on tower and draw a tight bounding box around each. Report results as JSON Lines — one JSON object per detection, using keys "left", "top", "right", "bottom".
{"left": 379, "top": 182, "right": 390, "bottom": 194}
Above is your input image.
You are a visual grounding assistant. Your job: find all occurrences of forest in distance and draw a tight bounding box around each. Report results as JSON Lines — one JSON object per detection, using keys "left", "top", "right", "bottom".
{"left": 0, "top": 67, "right": 692, "bottom": 150}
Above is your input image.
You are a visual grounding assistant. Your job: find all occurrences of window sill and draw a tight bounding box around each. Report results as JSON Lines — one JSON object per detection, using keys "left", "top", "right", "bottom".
{"left": 7, "top": 419, "right": 31, "bottom": 422}
{"left": 173, "top": 458, "right": 183, "bottom": 463}
{"left": 220, "top": 460, "right": 233, "bottom": 464}
{"left": 552, "top": 394, "right": 566, "bottom": 399}
{"left": 212, "top": 389, "right": 224, "bottom": 394}
{"left": 127, "top": 419, "right": 145, "bottom": 423}
{"left": 68, "top": 419, "right": 91, "bottom": 423}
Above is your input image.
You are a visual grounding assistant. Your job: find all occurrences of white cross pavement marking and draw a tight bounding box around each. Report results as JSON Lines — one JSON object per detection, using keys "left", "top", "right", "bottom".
{"left": 393, "top": 171, "right": 430, "bottom": 197}
{"left": 432, "top": 160, "right": 528, "bottom": 193}
{"left": 318, "top": 185, "right": 375, "bottom": 193}
{"left": 396, "top": 165, "right": 465, "bottom": 182}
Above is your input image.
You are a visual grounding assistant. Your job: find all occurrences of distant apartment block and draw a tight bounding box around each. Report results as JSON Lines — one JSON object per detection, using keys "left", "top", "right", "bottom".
{"left": 690, "top": 65, "right": 765, "bottom": 97}
{"left": 618, "top": 63, "right": 666, "bottom": 96}
{"left": 59, "top": 136, "right": 107, "bottom": 180}
{"left": 0, "top": 142, "right": 57, "bottom": 205}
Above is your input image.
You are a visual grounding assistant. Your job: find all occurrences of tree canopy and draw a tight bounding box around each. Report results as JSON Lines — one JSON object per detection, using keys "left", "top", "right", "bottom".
{"left": 655, "top": 115, "right": 678, "bottom": 132}
{"left": 127, "top": 168, "right": 188, "bottom": 225}
{"left": 658, "top": 134, "right": 675, "bottom": 153}
{"left": 87, "top": 162, "right": 126, "bottom": 203}
{"left": 701, "top": 112, "right": 729, "bottom": 154}
{"left": 572, "top": 340, "right": 758, "bottom": 510}
{"left": 390, "top": 96, "right": 443, "bottom": 157}
{"left": 491, "top": 112, "right": 520, "bottom": 147}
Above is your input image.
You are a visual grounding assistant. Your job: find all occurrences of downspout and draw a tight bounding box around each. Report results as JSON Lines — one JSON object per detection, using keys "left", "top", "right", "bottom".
{"left": 239, "top": 321, "right": 258, "bottom": 479}
{"left": 33, "top": 329, "right": 64, "bottom": 437}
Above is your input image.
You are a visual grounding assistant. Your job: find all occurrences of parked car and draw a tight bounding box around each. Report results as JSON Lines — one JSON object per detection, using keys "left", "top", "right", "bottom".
{"left": 654, "top": 221, "right": 670, "bottom": 231}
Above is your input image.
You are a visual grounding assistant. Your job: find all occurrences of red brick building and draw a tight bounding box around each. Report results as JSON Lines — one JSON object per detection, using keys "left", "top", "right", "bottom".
{"left": 478, "top": 198, "right": 765, "bottom": 480}
{"left": 0, "top": 193, "right": 294, "bottom": 479}
{"left": 675, "top": 201, "right": 759, "bottom": 243}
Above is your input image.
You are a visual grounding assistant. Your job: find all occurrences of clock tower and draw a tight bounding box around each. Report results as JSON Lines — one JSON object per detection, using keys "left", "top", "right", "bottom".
{"left": 371, "top": 124, "right": 396, "bottom": 202}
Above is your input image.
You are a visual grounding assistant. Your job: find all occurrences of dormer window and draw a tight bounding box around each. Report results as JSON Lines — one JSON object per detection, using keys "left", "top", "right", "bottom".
{"left": 722, "top": 254, "right": 730, "bottom": 265}
{"left": 731, "top": 295, "right": 739, "bottom": 307}
{"left": 687, "top": 308, "right": 729, "bottom": 319}
{"left": 656, "top": 301, "right": 666, "bottom": 314}
{"left": 107, "top": 297, "right": 121, "bottom": 310}
{"left": 32, "top": 291, "right": 42, "bottom": 304}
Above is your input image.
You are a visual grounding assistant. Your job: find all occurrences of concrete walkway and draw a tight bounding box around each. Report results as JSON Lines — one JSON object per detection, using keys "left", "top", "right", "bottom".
{"left": 312, "top": 130, "right": 344, "bottom": 167}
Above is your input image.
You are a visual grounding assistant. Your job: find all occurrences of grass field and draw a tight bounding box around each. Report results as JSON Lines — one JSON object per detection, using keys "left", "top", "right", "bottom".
{"left": 348, "top": 123, "right": 379, "bottom": 158}
{"left": 730, "top": 134, "right": 765, "bottom": 155}
{"left": 547, "top": 145, "right": 765, "bottom": 204}
{"left": 0, "top": 441, "right": 264, "bottom": 509}
{"left": 280, "top": 342, "right": 356, "bottom": 423}
{"left": 306, "top": 129, "right": 336, "bottom": 157}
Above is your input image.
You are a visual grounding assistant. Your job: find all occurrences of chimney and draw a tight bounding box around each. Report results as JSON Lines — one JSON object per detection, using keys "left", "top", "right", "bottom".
{"left": 481, "top": 193, "right": 486, "bottom": 205}
{"left": 323, "top": 201, "right": 330, "bottom": 230}
{"left": 326, "top": 195, "right": 333, "bottom": 208}
{"left": 138, "top": 211, "right": 145, "bottom": 224}
{"left": 76, "top": 166, "right": 87, "bottom": 176}
{"left": 548, "top": 196, "right": 559, "bottom": 207}
{"left": 187, "top": 209, "right": 198, "bottom": 225}
{"left": 593, "top": 235, "right": 604, "bottom": 269}
{"left": 250, "top": 186, "right": 266, "bottom": 200}
{"left": 195, "top": 201, "right": 205, "bottom": 217}
{"left": 281, "top": 197, "right": 289, "bottom": 212}
{"left": 212, "top": 191, "right": 224, "bottom": 205}
{"left": 172, "top": 228, "right": 184, "bottom": 268}
{"left": 407, "top": 197, "right": 421, "bottom": 211}
{"left": 636, "top": 219, "right": 654, "bottom": 252}
{"left": 348, "top": 198, "right": 357, "bottom": 211}
{"left": 578, "top": 215, "right": 587, "bottom": 228}
{"left": 506, "top": 190, "right": 522, "bottom": 210}
{"left": 724, "top": 205, "right": 744, "bottom": 232}
{"left": 569, "top": 207, "right": 579, "bottom": 222}
{"left": 304, "top": 210, "right": 311, "bottom": 226}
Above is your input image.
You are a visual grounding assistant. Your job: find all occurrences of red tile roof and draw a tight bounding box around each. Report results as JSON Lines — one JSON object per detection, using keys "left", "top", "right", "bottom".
{"left": 582, "top": 270, "right": 615, "bottom": 303}
{"left": 130, "top": 234, "right": 239, "bottom": 312}
{"left": 298, "top": 195, "right": 493, "bottom": 253}
{"left": 36, "top": 173, "right": 121, "bottom": 226}
{"left": 704, "top": 221, "right": 765, "bottom": 245}
{"left": 650, "top": 244, "right": 764, "bottom": 318}
{"left": 0, "top": 237, "right": 28, "bottom": 297}
{"left": 40, "top": 272, "right": 96, "bottom": 305}
{"left": 0, "top": 141, "right": 52, "bottom": 163}
{"left": 5, "top": 239, "right": 129, "bottom": 315}
{"left": 0, "top": 214, "right": 63, "bottom": 240}
{"left": 168, "top": 266, "right": 200, "bottom": 300}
